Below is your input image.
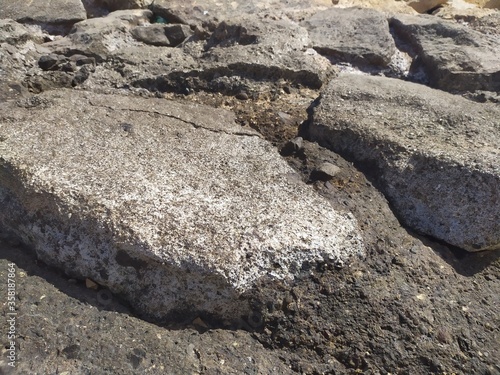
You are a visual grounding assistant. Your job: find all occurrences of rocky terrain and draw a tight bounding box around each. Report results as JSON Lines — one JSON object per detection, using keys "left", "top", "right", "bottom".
{"left": 0, "top": 0, "right": 499, "bottom": 374}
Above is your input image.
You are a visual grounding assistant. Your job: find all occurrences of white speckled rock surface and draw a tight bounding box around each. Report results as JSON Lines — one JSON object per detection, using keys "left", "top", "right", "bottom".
{"left": 307, "top": 73, "right": 500, "bottom": 252}
{"left": 0, "top": 89, "right": 363, "bottom": 320}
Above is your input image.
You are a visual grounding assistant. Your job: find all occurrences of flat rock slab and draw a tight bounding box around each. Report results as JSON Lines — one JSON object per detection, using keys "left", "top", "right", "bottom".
{"left": 390, "top": 14, "right": 500, "bottom": 93}
{"left": 302, "top": 7, "right": 396, "bottom": 67}
{"left": 151, "top": 0, "right": 333, "bottom": 25}
{"left": 0, "top": 90, "right": 363, "bottom": 321}
{"left": 0, "top": 0, "right": 86, "bottom": 25}
{"left": 307, "top": 73, "right": 500, "bottom": 251}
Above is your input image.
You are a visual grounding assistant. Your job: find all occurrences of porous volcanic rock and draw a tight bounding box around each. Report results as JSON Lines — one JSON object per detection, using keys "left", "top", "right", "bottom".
{"left": 390, "top": 13, "right": 500, "bottom": 92}
{"left": 302, "top": 7, "right": 396, "bottom": 67}
{"left": 0, "top": 89, "right": 363, "bottom": 322}
{"left": 0, "top": 0, "right": 86, "bottom": 26}
{"left": 306, "top": 73, "right": 500, "bottom": 251}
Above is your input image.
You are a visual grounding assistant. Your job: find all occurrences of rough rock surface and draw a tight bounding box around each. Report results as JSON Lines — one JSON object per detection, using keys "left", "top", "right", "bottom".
{"left": 0, "top": 89, "right": 363, "bottom": 321}
{"left": 390, "top": 13, "right": 500, "bottom": 92}
{"left": 45, "top": 9, "right": 152, "bottom": 60}
{"left": 302, "top": 7, "right": 396, "bottom": 67}
{"left": 0, "top": 1, "right": 499, "bottom": 374}
{"left": 130, "top": 23, "right": 192, "bottom": 47}
{"left": 97, "top": 0, "right": 153, "bottom": 11}
{"left": 151, "top": 0, "right": 334, "bottom": 26}
{"left": 0, "top": 243, "right": 292, "bottom": 374}
{"left": 306, "top": 73, "right": 500, "bottom": 251}
{"left": 0, "top": 0, "right": 86, "bottom": 26}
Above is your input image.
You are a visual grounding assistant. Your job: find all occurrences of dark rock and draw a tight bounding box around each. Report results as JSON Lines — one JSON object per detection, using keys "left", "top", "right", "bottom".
{"left": 131, "top": 24, "right": 171, "bottom": 46}
{"left": 96, "top": 0, "right": 153, "bottom": 11}
{"left": 0, "top": 19, "right": 43, "bottom": 45}
{"left": 0, "top": 0, "right": 86, "bottom": 25}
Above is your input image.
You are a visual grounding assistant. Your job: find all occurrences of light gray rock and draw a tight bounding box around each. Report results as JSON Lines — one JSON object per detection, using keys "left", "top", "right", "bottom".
{"left": 306, "top": 73, "right": 500, "bottom": 252}
{"left": 0, "top": 89, "right": 363, "bottom": 321}
{"left": 390, "top": 14, "right": 500, "bottom": 93}
{"left": 97, "top": 0, "right": 153, "bottom": 11}
{"left": 0, "top": 0, "right": 86, "bottom": 25}
{"left": 302, "top": 7, "right": 396, "bottom": 67}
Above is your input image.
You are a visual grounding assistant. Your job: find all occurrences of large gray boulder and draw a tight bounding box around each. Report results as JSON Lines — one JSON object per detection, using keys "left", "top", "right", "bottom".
{"left": 0, "top": 89, "right": 363, "bottom": 321}
{"left": 302, "top": 7, "right": 396, "bottom": 67}
{"left": 45, "top": 9, "right": 152, "bottom": 60}
{"left": 151, "top": 0, "right": 333, "bottom": 26}
{"left": 390, "top": 14, "right": 500, "bottom": 93}
{"left": 306, "top": 73, "right": 500, "bottom": 252}
{"left": 0, "top": 0, "right": 86, "bottom": 25}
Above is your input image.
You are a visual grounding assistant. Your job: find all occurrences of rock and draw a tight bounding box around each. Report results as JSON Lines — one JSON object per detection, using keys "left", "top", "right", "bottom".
{"left": 302, "top": 7, "right": 396, "bottom": 67}
{"left": 38, "top": 54, "right": 68, "bottom": 71}
{"left": 0, "top": 0, "right": 86, "bottom": 26}
{"left": 281, "top": 137, "right": 304, "bottom": 156}
{"left": 390, "top": 14, "right": 500, "bottom": 93}
{"left": 312, "top": 162, "right": 341, "bottom": 181}
{"left": 131, "top": 24, "right": 193, "bottom": 47}
{"left": 0, "top": 19, "right": 43, "bottom": 45}
{"left": 45, "top": 9, "right": 152, "bottom": 61}
{"left": 306, "top": 73, "right": 500, "bottom": 252}
{"left": 130, "top": 24, "right": 171, "bottom": 46}
{"left": 406, "top": 0, "right": 449, "bottom": 13}
{"left": 201, "top": 16, "right": 333, "bottom": 90}
{"left": 69, "top": 54, "right": 96, "bottom": 66}
{"left": 0, "top": 89, "right": 364, "bottom": 321}
{"left": 97, "top": 0, "right": 153, "bottom": 11}
{"left": 151, "top": 0, "right": 334, "bottom": 27}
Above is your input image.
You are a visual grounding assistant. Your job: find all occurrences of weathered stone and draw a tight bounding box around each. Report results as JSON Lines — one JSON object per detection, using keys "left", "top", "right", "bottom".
{"left": 390, "top": 14, "right": 500, "bottom": 93}
{"left": 313, "top": 162, "right": 341, "bottom": 181}
{"left": 0, "top": 89, "right": 364, "bottom": 321}
{"left": 97, "top": 0, "right": 153, "bottom": 11}
{"left": 0, "top": 0, "right": 86, "bottom": 25}
{"left": 406, "top": 0, "right": 448, "bottom": 13}
{"left": 306, "top": 73, "right": 500, "bottom": 251}
{"left": 45, "top": 9, "right": 152, "bottom": 60}
{"left": 131, "top": 23, "right": 192, "bottom": 46}
{"left": 38, "top": 54, "right": 68, "bottom": 71}
{"left": 151, "top": 0, "right": 334, "bottom": 26}
{"left": 281, "top": 137, "right": 304, "bottom": 156}
{"left": 0, "top": 19, "right": 43, "bottom": 45}
{"left": 302, "top": 7, "right": 396, "bottom": 67}
{"left": 201, "top": 16, "right": 333, "bottom": 90}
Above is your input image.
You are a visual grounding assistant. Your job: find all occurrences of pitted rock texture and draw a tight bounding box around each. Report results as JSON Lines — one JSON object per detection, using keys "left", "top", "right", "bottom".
{"left": 0, "top": 89, "right": 364, "bottom": 321}
{"left": 302, "top": 7, "right": 396, "bottom": 67}
{"left": 306, "top": 73, "right": 500, "bottom": 252}
{"left": 151, "top": 0, "right": 334, "bottom": 26}
{"left": 390, "top": 13, "right": 500, "bottom": 92}
{"left": 0, "top": 0, "right": 86, "bottom": 25}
